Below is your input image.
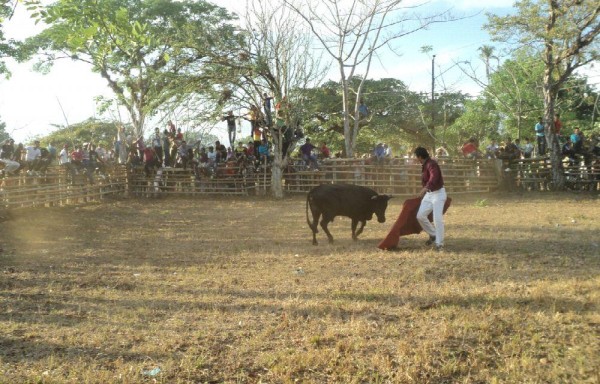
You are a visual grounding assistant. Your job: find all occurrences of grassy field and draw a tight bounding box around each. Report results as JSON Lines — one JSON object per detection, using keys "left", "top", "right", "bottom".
{"left": 1, "top": 192, "right": 599, "bottom": 383}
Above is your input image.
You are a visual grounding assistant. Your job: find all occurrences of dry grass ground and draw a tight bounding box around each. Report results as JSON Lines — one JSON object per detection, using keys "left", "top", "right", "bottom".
{"left": 1, "top": 192, "right": 599, "bottom": 383}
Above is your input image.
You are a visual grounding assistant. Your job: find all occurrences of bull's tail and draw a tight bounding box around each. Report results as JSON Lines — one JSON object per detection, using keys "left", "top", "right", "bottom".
{"left": 306, "top": 193, "right": 318, "bottom": 233}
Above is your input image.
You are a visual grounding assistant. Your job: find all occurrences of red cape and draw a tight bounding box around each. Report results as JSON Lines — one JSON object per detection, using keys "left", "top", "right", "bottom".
{"left": 378, "top": 196, "right": 452, "bottom": 250}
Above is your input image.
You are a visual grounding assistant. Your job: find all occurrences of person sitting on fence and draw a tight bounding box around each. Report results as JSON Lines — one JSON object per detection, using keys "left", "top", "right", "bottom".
{"left": 143, "top": 146, "right": 160, "bottom": 177}
{"left": 436, "top": 145, "right": 450, "bottom": 158}
{"left": 59, "top": 144, "right": 77, "bottom": 177}
{"left": 37, "top": 146, "right": 52, "bottom": 174}
{"left": 384, "top": 143, "right": 392, "bottom": 158}
{"left": 320, "top": 142, "right": 331, "bottom": 159}
{"left": 245, "top": 141, "right": 256, "bottom": 163}
{"left": 373, "top": 143, "right": 386, "bottom": 165}
{"left": 258, "top": 139, "right": 270, "bottom": 165}
{"left": 570, "top": 127, "right": 584, "bottom": 154}
{"left": 562, "top": 138, "right": 577, "bottom": 165}
{"left": 485, "top": 140, "right": 500, "bottom": 159}
{"left": 461, "top": 138, "right": 482, "bottom": 159}
{"left": 499, "top": 138, "right": 521, "bottom": 161}
{"left": 71, "top": 145, "right": 84, "bottom": 172}
{"left": 127, "top": 147, "right": 142, "bottom": 167}
{"left": 234, "top": 142, "right": 246, "bottom": 159}
{"left": 215, "top": 140, "right": 227, "bottom": 163}
{"left": 24, "top": 140, "right": 43, "bottom": 175}
{"left": 521, "top": 137, "right": 534, "bottom": 159}
{"left": 0, "top": 158, "right": 20, "bottom": 177}
{"left": 0, "top": 139, "right": 14, "bottom": 160}
{"left": 300, "top": 138, "right": 318, "bottom": 170}
{"left": 206, "top": 145, "right": 217, "bottom": 165}
{"left": 176, "top": 140, "right": 190, "bottom": 169}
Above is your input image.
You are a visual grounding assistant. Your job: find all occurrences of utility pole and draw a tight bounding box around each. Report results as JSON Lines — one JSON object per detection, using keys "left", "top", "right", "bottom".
{"left": 431, "top": 54, "right": 436, "bottom": 150}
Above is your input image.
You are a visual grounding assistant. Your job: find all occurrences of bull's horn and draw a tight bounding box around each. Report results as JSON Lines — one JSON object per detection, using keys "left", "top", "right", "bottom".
{"left": 371, "top": 195, "right": 378, "bottom": 200}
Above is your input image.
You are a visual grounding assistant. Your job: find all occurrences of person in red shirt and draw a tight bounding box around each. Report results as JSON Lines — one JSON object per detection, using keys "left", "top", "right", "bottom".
{"left": 461, "top": 138, "right": 481, "bottom": 159}
{"left": 320, "top": 142, "right": 331, "bottom": 159}
{"left": 553, "top": 113, "right": 562, "bottom": 135}
{"left": 415, "top": 146, "right": 447, "bottom": 251}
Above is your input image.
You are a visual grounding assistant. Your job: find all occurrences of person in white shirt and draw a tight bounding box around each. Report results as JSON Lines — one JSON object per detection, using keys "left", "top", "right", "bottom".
{"left": 58, "top": 144, "right": 78, "bottom": 178}
{"left": 25, "top": 140, "right": 42, "bottom": 173}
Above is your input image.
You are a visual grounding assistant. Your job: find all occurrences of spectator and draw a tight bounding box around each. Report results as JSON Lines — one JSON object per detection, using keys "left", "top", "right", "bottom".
{"left": 143, "top": 146, "right": 160, "bottom": 176}
{"left": 358, "top": 99, "right": 369, "bottom": 117}
{"left": 501, "top": 138, "right": 521, "bottom": 161}
{"left": 461, "top": 138, "right": 481, "bottom": 159}
{"left": 320, "top": 142, "right": 331, "bottom": 159}
{"left": 167, "top": 120, "right": 176, "bottom": 136}
{"left": 46, "top": 142, "right": 57, "bottom": 163}
{"left": 373, "top": 143, "right": 386, "bottom": 165}
{"left": 300, "top": 138, "right": 318, "bottom": 170}
{"left": 522, "top": 137, "right": 534, "bottom": 159}
{"left": 485, "top": 140, "right": 499, "bottom": 159}
{"left": 206, "top": 146, "right": 217, "bottom": 164}
{"left": 553, "top": 113, "right": 562, "bottom": 135}
{"left": 435, "top": 146, "right": 450, "bottom": 158}
{"left": 177, "top": 140, "right": 190, "bottom": 169}
{"left": 571, "top": 127, "right": 584, "bottom": 153}
{"left": 562, "top": 138, "right": 577, "bottom": 164}
{"left": 258, "top": 139, "right": 270, "bottom": 164}
{"left": 152, "top": 127, "right": 163, "bottom": 164}
{"left": 25, "top": 140, "right": 42, "bottom": 174}
{"left": 534, "top": 117, "right": 546, "bottom": 155}
{"left": 162, "top": 129, "right": 172, "bottom": 166}
{"left": 384, "top": 143, "right": 392, "bottom": 158}
{"left": 252, "top": 127, "right": 262, "bottom": 159}
{"left": 0, "top": 157, "right": 20, "bottom": 176}
{"left": 59, "top": 144, "right": 77, "bottom": 177}
{"left": 234, "top": 142, "right": 246, "bottom": 159}
{"left": 1, "top": 139, "right": 14, "bottom": 160}
{"left": 223, "top": 110, "right": 237, "bottom": 133}
{"left": 71, "top": 145, "right": 84, "bottom": 173}
{"left": 263, "top": 93, "right": 273, "bottom": 127}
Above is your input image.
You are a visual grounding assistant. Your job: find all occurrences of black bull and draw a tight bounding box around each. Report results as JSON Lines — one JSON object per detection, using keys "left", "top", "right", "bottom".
{"left": 306, "top": 184, "right": 392, "bottom": 245}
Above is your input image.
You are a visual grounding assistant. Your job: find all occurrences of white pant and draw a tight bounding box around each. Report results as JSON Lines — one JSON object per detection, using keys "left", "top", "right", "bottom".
{"left": 0, "top": 159, "right": 20, "bottom": 174}
{"left": 416, "top": 187, "right": 447, "bottom": 246}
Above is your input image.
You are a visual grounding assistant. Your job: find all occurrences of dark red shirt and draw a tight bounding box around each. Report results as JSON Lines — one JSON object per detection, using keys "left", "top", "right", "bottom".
{"left": 421, "top": 158, "right": 444, "bottom": 192}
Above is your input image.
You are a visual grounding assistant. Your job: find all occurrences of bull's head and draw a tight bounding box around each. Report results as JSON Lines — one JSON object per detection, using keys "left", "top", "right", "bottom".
{"left": 371, "top": 194, "right": 392, "bottom": 223}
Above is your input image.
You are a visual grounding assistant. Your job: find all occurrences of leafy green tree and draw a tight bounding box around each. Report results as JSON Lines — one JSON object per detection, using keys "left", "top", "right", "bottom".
{"left": 486, "top": 0, "right": 600, "bottom": 188}
{"left": 486, "top": 49, "right": 545, "bottom": 140}
{"left": 0, "top": 1, "right": 20, "bottom": 76}
{"left": 23, "top": 0, "right": 240, "bottom": 137}
{"left": 38, "top": 118, "right": 123, "bottom": 148}
{"left": 447, "top": 97, "right": 501, "bottom": 152}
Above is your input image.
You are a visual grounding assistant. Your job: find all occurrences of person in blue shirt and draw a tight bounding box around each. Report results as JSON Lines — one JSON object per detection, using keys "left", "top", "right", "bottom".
{"left": 570, "top": 127, "right": 584, "bottom": 153}
{"left": 534, "top": 117, "right": 546, "bottom": 156}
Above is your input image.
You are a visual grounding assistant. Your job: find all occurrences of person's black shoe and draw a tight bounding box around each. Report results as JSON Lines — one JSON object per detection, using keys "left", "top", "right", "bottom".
{"left": 425, "top": 235, "right": 436, "bottom": 246}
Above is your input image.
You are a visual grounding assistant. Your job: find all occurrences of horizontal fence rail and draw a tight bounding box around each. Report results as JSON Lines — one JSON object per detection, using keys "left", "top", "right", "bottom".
{"left": 1, "top": 158, "right": 499, "bottom": 207}
{"left": 2, "top": 155, "right": 598, "bottom": 208}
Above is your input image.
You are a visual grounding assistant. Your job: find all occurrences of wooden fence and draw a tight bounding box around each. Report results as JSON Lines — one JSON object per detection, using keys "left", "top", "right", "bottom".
{"left": 0, "top": 165, "right": 127, "bottom": 209}
{"left": 0, "top": 158, "right": 501, "bottom": 207}
{"left": 507, "top": 155, "right": 600, "bottom": 191}
{"left": 3, "top": 155, "right": 598, "bottom": 209}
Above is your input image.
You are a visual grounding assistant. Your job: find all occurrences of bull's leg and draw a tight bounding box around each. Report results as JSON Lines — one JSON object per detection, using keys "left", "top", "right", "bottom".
{"left": 310, "top": 209, "right": 321, "bottom": 245}
{"left": 320, "top": 216, "right": 334, "bottom": 243}
{"left": 355, "top": 220, "right": 367, "bottom": 238}
{"left": 351, "top": 218, "right": 359, "bottom": 240}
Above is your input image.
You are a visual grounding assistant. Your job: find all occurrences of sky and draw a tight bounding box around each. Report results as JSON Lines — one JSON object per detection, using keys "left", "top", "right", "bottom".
{"left": 0, "top": 0, "right": 516, "bottom": 144}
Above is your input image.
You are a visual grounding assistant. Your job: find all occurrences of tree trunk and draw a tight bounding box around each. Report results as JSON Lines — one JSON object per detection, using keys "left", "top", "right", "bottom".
{"left": 270, "top": 129, "right": 285, "bottom": 199}
{"left": 543, "top": 72, "right": 565, "bottom": 190}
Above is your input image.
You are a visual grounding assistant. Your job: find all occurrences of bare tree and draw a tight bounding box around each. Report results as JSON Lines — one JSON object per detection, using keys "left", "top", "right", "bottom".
{"left": 241, "top": 0, "right": 328, "bottom": 198}
{"left": 284, "top": 0, "right": 454, "bottom": 157}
